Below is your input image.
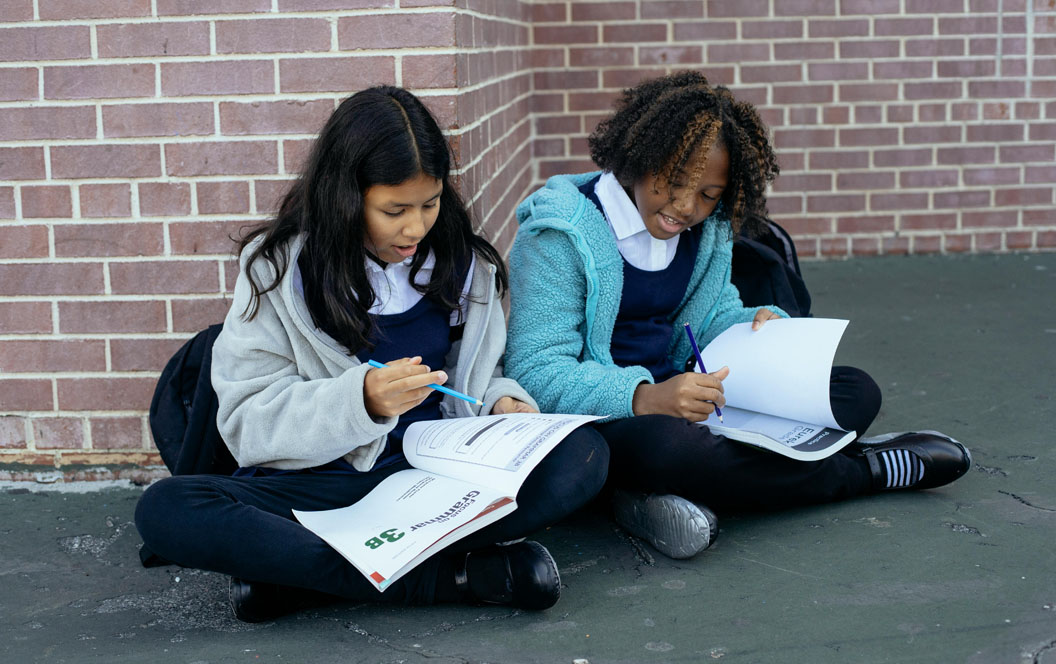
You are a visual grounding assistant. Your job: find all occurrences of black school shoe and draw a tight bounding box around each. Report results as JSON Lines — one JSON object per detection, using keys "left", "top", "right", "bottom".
{"left": 856, "top": 430, "right": 972, "bottom": 491}
{"left": 229, "top": 577, "right": 336, "bottom": 623}
{"left": 456, "top": 541, "right": 561, "bottom": 610}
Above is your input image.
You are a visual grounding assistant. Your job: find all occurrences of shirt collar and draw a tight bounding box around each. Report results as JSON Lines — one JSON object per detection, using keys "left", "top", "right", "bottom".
{"left": 364, "top": 249, "right": 436, "bottom": 276}
{"left": 595, "top": 171, "right": 649, "bottom": 241}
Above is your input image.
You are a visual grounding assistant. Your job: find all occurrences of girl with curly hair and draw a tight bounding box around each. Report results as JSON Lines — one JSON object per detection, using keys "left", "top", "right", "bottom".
{"left": 135, "top": 86, "right": 609, "bottom": 621}
{"left": 506, "top": 71, "right": 971, "bottom": 560}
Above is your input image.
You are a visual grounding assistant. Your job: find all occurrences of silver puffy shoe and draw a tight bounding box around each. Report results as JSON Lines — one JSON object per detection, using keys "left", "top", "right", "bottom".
{"left": 612, "top": 490, "right": 717, "bottom": 559}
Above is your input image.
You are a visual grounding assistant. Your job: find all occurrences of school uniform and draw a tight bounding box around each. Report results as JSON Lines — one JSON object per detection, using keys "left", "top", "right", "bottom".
{"left": 134, "top": 234, "right": 608, "bottom": 603}
{"left": 507, "top": 173, "right": 881, "bottom": 512}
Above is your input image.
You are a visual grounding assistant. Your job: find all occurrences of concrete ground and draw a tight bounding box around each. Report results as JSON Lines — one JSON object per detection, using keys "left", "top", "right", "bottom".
{"left": 2, "top": 252, "right": 1054, "bottom": 664}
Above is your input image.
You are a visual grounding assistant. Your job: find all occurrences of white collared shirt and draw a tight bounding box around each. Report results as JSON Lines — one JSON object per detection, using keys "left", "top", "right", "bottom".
{"left": 594, "top": 171, "right": 680, "bottom": 272}
{"left": 364, "top": 250, "right": 473, "bottom": 323}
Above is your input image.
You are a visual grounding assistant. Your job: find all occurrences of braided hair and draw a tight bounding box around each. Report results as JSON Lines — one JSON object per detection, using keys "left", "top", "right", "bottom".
{"left": 588, "top": 70, "right": 779, "bottom": 237}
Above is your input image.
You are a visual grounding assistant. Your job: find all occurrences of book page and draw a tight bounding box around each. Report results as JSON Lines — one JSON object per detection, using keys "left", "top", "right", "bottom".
{"left": 695, "top": 318, "right": 848, "bottom": 429}
{"left": 703, "top": 406, "right": 856, "bottom": 460}
{"left": 293, "top": 469, "right": 516, "bottom": 591}
{"left": 402, "top": 413, "right": 601, "bottom": 495}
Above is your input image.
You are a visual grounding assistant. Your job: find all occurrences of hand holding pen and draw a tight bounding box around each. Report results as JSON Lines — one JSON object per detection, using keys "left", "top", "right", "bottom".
{"left": 363, "top": 356, "right": 483, "bottom": 418}
{"left": 683, "top": 322, "right": 725, "bottom": 423}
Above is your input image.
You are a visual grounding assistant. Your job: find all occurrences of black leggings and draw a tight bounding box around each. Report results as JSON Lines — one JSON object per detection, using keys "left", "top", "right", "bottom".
{"left": 134, "top": 426, "right": 608, "bottom": 604}
{"left": 595, "top": 366, "right": 882, "bottom": 512}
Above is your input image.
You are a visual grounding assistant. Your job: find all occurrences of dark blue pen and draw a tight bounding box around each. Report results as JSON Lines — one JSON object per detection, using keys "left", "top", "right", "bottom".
{"left": 683, "top": 322, "right": 723, "bottom": 423}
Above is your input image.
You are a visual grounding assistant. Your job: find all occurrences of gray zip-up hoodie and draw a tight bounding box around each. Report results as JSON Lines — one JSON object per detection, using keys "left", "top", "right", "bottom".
{"left": 211, "top": 234, "right": 536, "bottom": 472}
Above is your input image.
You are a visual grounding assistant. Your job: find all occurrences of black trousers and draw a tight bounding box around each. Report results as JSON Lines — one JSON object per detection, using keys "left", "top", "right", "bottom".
{"left": 134, "top": 426, "right": 608, "bottom": 605}
{"left": 595, "top": 366, "right": 882, "bottom": 512}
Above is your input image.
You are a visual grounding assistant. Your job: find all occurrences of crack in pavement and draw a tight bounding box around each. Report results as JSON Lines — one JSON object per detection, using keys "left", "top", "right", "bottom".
{"left": 999, "top": 490, "right": 1056, "bottom": 512}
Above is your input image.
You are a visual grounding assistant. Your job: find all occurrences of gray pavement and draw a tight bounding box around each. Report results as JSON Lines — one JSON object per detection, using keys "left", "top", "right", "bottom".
{"left": 2, "top": 252, "right": 1055, "bottom": 664}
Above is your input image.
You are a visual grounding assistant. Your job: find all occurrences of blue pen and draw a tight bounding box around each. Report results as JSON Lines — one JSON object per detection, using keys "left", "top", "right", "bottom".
{"left": 366, "top": 359, "right": 485, "bottom": 407}
{"left": 682, "top": 323, "right": 723, "bottom": 423}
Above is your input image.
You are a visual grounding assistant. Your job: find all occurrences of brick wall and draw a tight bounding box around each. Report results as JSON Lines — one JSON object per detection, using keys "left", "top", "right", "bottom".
{"left": 1, "top": 0, "right": 1054, "bottom": 474}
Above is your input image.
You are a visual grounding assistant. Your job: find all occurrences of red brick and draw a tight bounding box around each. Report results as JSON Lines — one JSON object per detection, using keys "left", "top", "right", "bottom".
{"left": 535, "top": 70, "right": 599, "bottom": 91}
{"left": 531, "top": 2, "right": 566, "bottom": 21}
{"left": 279, "top": 56, "right": 395, "bottom": 93}
{"left": 604, "top": 24, "right": 667, "bottom": 43}
{"left": 54, "top": 222, "right": 163, "bottom": 258}
{"left": 568, "top": 91, "right": 620, "bottom": 111}
{"left": 0, "top": 187, "right": 13, "bottom": 218}
{"left": 169, "top": 220, "right": 244, "bottom": 255}
{"left": 820, "top": 237, "right": 850, "bottom": 257}
{"left": 780, "top": 217, "right": 833, "bottom": 235}
{"left": 569, "top": 47, "right": 633, "bottom": 68}
{"left": 0, "top": 67, "right": 37, "bottom": 102}
{"left": 874, "top": 60, "right": 934, "bottom": 79}
{"left": 1006, "top": 231, "right": 1034, "bottom": 250}
{"left": 1026, "top": 166, "right": 1056, "bottom": 183}
{"left": 775, "top": 0, "right": 836, "bottom": 16}
{"left": 195, "top": 181, "right": 250, "bottom": 215}
{"left": 910, "top": 235, "right": 941, "bottom": 253}
{"left": 944, "top": 234, "right": 972, "bottom": 253}
{"left": 876, "top": 17, "right": 935, "bottom": 36}
{"left": 673, "top": 21, "right": 738, "bottom": 41}
{"left": 962, "top": 210, "right": 1019, "bottom": 228}
{"left": 774, "top": 128, "right": 835, "bottom": 149}
{"left": 338, "top": 12, "right": 454, "bottom": 49}
{"left": 950, "top": 103, "right": 979, "bottom": 121}
{"left": 744, "top": 20, "right": 804, "bottom": 39}
{"left": 80, "top": 183, "right": 132, "bottom": 218}
{"left": 573, "top": 1, "right": 636, "bottom": 19}
{"left": 743, "top": 64, "right": 801, "bottom": 83}
{"left": 642, "top": 1, "right": 703, "bottom": 18}
{"left": 0, "top": 26, "right": 91, "bottom": 62}
{"left": 97, "top": 20, "right": 209, "bottom": 57}
{"left": 994, "top": 187, "right": 1052, "bottom": 206}
{"left": 103, "top": 102, "right": 214, "bottom": 138}
{"left": 162, "top": 60, "right": 274, "bottom": 96}
{"left": 982, "top": 102, "right": 1013, "bottom": 120}
{"left": 0, "top": 1, "right": 34, "bottom": 21}
{"left": 216, "top": 18, "right": 330, "bottom": 55}
{"left": 166, "top": 141, "right": 277, "bottom": 177}
{"left": 904, "top": 81, "right": 962, "bottom": 100}
{"left": 283, "top": 139, "right": 314, "bottom": 174}
{"left": 809, "top": 62, "right": 868, "bottom": 81}
{"left": 1, "top": 339, "right": 106, "bottom": 373}
{"left": 22, "top": 185, "right": 72, "bottom": 218}
{"left": 839, "top": 127, "right": 898, "bottom": 147}
{"left": 0, "top": 417, "right": 28, "bottom": 449}
{"left": 969, "top": 81, "right": 1025, "bottom": 101}
{"left": 56, "top": 377, "right": 155, "bottom": 411}
{"left": 707, "top": 43, "right": 770, "bottom": 62}
{"left": 1039, "top": 231, "right": 1056, "bottom": 248}
{"left": 0, "top": 147, "right": 45, "bottom": 181}
{"left": 640, "top": 46, "right": 704, "bottom": 66}
{"left": 39, "top": 0, "right": 150, "bottom": 19}
{"left": 906, "top": 37, "right": 965, "bottom": 56}
{"left": 937, "top": 146, "right": 996, "bottom": 164}
{"left": 938, "top": 59, "right": 995, "bottom": 79}
{"left": 218, "top": 100, "right": 332, "bottom": 137}
{"left": 854, "top": 105, "right": 882, "bottom": 123}
{"left": 808, "top": 19, "right": 869, "bottom": 37}
{"left": 0, "top": 225, "right": 48, "bottom": 259}
{"left": 707, "top": 0, "right": 768, "bottom": 17}
{"left": 775, "top": 42, "right": 834, "bottom": 60}
{"left": 807, "top": 194, "right": 866, "bottom": 213}
{"left": 901, "top": 213, "right": 957, "bottom": 230}
{"left": 838, "top": 39, "right": 899, "bottom": 59}
{"left": 58, "top": 300, "right": 167, "bottom": 334}
{"left": 808, "top": 150, "right": 869, "bottom": 169}
{"left": 33, "top": 417, "right": 84, "bottom": 450}
{"left": 538, "top": 158, "right": 596, "bottom": 178}
{"left": 837, "top": 83, "right": 898, "bottom": 102}
{"left": 870, "top": 192, "right": 928, "bottom": 210}
{"left": 773, "top": 84, "right": 834, "bottom": 105}
{"left": 840, "top": 0, "right": 900, "bottom": 14}
{"left": 767, "top": 195, "right": 805, "bottom": 215}
{"left": 44, "top": 64, "right": 154, "bottom": 100}
{"left": 851, "top": 237, "right": 881, "bottom": 255}
{"left": 934, "top": 190, "right": 991, "bottom": 209}
{"left": 90, "top": 417, "right": 144, "bottom": 450}
{"left": 532, "top": 48, "right": 566, "bottom": 68}
{"left": 1014, "top": 101, "right": 1039, "bottom": 120}
{"left": 1000, "top": 144, "right": 1053, "bottom": 164}
{"left": 772, "top": 173, "right": 832, "bottom": 192}
{"left": 603, "top": 68, "right": 669, "bottom": 89}
{"left": 838, "top": 172, "right": 895, "bottom": 190}
{"left": 51, "top": 144, "right": 161, "bottom": 179}
{"left": 0, "top": 380, "right": 53, "bottom": 411}
{"left": 1022, "top": 211, "right": 1053, "bottom": 227}
{"left": 158, "top": 0, "right": 269, "bottom": 14}
{"left": 788, "top": 107, "right": 817, "bottom": 124}
{"left": 2, "top": 106, "right": 96, "bottom": 141}
{"left": 254, "top": 179, "right": 295, "bottom": 216}
{"left": 839, "top": 214, "right": 894, "bottom": 234}
{"left": 0, "top": 302, "right": 53, "bottom": 334}
{"left": 940, "top": 16, "right": 997, "bottom": 34}
{"left": 172, "top": 297, "right": 233, "bottom": 332}
{"left": 403, "top": 53, "right": 458, "bottom": 89}
{"left": 964, "top": 167, "right": 1020, "bottom": 186}
{"left": 905, "top": 125, "right": 962, "bottom": 144}
{"left": 109, "top": 260, "right": 221, "bottom": 295}
{"left": 0, "top": 263, "right": 103, "bottom": 296}
{"left": 110, "top": 337, "right": 187, "bottom": 372}
{"left": 534, "top": 25, "right": 598, "bottom": 44}
{"left": 899, "top": 169, "right": 958, "bottom": 188}
{"left": 973, "top": 232, "right": 1004, "bottom": 252}
{"left": 139, "top": 182, "right": 191, "bottom": 217}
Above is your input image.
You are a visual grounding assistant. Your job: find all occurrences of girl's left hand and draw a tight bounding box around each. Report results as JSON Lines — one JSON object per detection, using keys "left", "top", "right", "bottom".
{"left": 491, "top": 397, "right": 538, "bottom": 414}
{"left": 751, "top": 308, "right": 781, "bottom": 331}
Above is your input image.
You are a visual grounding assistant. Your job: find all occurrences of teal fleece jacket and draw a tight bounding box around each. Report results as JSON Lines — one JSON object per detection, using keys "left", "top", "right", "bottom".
{"left": 507, "top": 172, "right": 785, "bottom": 421}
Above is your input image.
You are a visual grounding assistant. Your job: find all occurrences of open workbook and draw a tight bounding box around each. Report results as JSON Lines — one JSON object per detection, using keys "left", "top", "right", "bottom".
{"left": 692, "top": 317, "right": 856, "bottom": 461}
{"left": 293, "top": 412, "right": 600, "bottom": 592}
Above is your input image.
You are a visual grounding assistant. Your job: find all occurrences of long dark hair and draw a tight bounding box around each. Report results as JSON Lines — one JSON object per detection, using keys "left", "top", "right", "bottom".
{"left": 238, "top": 86, "right": 508, "bottom": 354}
{"left": 588, "top": 70, "right": 779, "bottom": 237}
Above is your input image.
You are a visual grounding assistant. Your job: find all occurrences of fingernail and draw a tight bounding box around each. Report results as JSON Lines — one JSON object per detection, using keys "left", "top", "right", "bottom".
{"left": 437, "top": 371, "right": 447, "bottom": 383}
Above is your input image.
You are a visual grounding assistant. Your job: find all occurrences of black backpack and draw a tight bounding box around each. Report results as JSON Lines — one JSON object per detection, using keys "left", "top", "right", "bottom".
{"left": 731, "top": 219, "right": 811, "bottom": 318}
{"left": 148, "top": 323, "right": 236, "bottom": 476}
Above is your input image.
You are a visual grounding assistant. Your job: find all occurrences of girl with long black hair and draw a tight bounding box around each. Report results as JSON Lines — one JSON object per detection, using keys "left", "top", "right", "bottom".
{"left": 134, "top": 86, "right": 608, "bottom": 621}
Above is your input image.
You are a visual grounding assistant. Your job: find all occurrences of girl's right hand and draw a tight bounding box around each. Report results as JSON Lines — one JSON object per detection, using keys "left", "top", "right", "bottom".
{"left": 631, "top": 367, "right": 730, "bottom": 422}
{"left": 363, "top": 356, "right": 447, "bottom": 418}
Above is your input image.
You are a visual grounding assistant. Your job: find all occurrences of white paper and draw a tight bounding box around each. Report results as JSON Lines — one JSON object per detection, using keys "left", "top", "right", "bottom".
{"left": 695, "top": 318, "right": 848, "bottom": 430}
